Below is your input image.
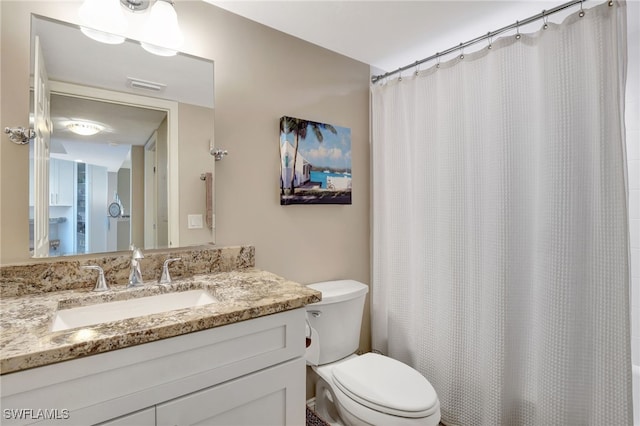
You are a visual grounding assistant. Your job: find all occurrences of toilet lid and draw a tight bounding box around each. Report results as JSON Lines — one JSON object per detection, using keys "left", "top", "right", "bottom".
{"left": 331, "top": 353, "right": 439, "bottom": 418}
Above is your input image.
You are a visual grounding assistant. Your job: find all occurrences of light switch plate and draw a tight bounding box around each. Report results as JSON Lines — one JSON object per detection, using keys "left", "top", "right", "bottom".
{"left": 187, "top": 214, "right": 203, "bottom": 229}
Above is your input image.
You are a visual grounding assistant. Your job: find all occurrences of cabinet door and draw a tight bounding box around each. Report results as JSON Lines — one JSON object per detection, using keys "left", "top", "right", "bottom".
{"left": 49, "top": 158, "right": 74, "bottom": 206}
{"left": 156, "top": 358, "right": 305, "bottom": 426}
{"left": 96, "top": 407, "right": 155, "bottom": 426}
{"left": 56, "top": 159, "right": 75, "bottom": 205}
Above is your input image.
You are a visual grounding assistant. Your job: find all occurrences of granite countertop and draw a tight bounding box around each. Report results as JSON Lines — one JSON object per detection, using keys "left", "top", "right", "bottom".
{"left": 0, "top": 269, "right": 321, "bottom": 375}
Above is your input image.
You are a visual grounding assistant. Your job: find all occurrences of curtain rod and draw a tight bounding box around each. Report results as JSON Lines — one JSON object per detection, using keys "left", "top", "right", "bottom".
{"left": 371, "top": 0, "right": 601, "bottom": 84}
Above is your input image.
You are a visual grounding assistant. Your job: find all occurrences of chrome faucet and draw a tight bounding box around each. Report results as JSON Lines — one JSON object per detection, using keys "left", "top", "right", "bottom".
{"left": 158, "top": 258, "right": 182, "bottom": 284}
{"left": 128, "top": 245, "right": 145, "bottom": 287}
{"left": 82, "top": 265, "right": 109, "bottom": 292}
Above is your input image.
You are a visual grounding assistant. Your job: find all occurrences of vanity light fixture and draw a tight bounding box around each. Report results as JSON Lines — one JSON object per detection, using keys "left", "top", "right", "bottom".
{"left": 78, "top": 0, "right": 126, "bottom": 45}
{"left": 120, "top": 0, "right": 151, "bottom": 12}
{"left": 66, "top": 121, "right": 105, "bottom": 136}
{"left": 78, "top": 0, "right": 183, "bottom": 56}
{"left": 140, "top": 0, "right": 184, "bottom": 57}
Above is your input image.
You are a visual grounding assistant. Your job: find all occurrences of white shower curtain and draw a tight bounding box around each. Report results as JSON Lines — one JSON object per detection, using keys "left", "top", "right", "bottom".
{"left": 371, "top": 2, "right": 632, "bottom": 425}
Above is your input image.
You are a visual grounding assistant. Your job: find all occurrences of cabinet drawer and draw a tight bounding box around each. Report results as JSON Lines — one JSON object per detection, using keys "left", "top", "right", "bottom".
{"left": 157, "top": 357, "right": 305, "bottom": 426}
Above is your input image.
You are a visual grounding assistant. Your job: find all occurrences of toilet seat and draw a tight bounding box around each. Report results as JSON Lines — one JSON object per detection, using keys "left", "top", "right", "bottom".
{"left": 331, "top": 353, "right": 439, "bottom": 418}
{"left": 331, "top": 383, "right": 441, "bottom": 426}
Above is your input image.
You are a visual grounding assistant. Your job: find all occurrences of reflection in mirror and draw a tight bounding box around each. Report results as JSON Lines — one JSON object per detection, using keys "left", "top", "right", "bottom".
{"left": 29, "top": 14, "right": 215, "bottom": 257}
{"left": 29, "top": 94, "right": 168, "bottom": 256}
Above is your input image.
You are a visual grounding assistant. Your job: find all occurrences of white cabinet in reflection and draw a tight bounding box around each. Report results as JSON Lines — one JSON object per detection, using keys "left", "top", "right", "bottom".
{"left": 47, "top": 158, "right": 75, "bottom": 255}
{"left": 49, "top": 158, "right": 74, "bottom": 206}
{"left": 29, "top": 160, "right": 111, "bottom": 256}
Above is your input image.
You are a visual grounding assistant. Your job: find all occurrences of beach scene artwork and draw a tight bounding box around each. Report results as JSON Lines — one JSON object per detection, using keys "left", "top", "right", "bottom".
{"left": 280, "top": 116, "right": 352, "bottom": 205}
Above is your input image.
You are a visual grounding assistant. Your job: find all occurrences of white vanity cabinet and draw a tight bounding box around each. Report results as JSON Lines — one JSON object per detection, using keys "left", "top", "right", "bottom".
{"left": 0, "top": 308, "right": 306, "bottom": 426}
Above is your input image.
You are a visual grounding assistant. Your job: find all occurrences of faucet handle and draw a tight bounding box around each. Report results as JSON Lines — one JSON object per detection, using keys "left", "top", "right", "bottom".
{"left": 159, "top": 258, "right": 182, "bottom": 284}
{"left": 130, "top": 245, "right": 144, "bottom": 260}
{"left": 81, "top": 265, "right": 109, "bottom": 292}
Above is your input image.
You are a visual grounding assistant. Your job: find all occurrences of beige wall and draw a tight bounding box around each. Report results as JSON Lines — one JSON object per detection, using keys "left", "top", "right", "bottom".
{"left": 178, "top": 102, "right": 216, "bottom": 247}
{"left": 190, "top": 2, "right": 371, "bottom": 354}
{"left": 0, "top": 1, "right": 371, "bottom": 352}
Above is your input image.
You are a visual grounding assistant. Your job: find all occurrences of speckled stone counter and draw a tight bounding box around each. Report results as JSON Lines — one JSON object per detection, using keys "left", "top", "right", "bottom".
{"left": 0, "top": 245, "right": 255, "bottom": 298}
{"left": 0, "top": 269, "right": 321, "bottom": 375}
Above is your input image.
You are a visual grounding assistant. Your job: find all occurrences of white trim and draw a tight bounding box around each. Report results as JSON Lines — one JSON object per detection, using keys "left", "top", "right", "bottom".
{"left": 48, "top": 81, "right": 180, "bottom": 248}
{"left": 144, "top": 132, "right": 158, "bottom": 249}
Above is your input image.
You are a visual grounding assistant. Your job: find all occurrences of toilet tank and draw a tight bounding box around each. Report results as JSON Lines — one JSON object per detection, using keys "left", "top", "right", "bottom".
{"left": 306, "top": 280, "right": 369, "bottom": 365}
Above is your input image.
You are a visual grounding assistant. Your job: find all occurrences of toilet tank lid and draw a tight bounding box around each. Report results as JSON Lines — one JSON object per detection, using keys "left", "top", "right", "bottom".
{"left": 306, "top": 280, "right": 368, "bottom": 305}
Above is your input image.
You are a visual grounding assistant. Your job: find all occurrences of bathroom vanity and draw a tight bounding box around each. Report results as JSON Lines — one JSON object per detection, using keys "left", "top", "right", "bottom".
{"left": 0, "top": 256, "right": 320, "bottom": 426}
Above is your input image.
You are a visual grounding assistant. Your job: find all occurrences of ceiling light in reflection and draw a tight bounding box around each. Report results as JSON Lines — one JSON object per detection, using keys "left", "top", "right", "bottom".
{"left": 66, "top": 121, "right": 105, "bottom": 136}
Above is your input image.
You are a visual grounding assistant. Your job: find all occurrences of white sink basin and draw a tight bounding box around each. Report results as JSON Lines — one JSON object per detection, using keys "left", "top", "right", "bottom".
{"left": 52, "top": 289, "right": 216, "bottom": 332}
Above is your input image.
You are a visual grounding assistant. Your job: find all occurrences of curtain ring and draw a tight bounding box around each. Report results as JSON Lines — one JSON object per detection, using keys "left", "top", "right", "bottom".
{"left": 459, "top": 43, "right": 464, "bottom": 60}
{"left": 515, "top": 20, "right": 521, "bottom": 40}
{"left": 398, "top": 67, "right": 402, "bottom": 81}
{"left": 608, "top": 1, "right": 614, "bottom": 6}
{"left": 579, "top": 0, "right": 585, "bottom": 17}
{"left": 542, "top": 10, "right": 549, "bottom": 30}
{"left": 414, "top": 60, "right": 420, "bottom": 76}
{"left": 436, "top": 52, "right": 441, "bottom": 69}
{"left": 487, "top": 32, "right": 493, "bottom": 50}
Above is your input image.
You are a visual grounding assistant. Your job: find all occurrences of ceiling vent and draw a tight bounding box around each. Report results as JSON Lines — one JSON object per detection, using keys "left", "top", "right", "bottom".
{"left": 127, "top": 77, "right": 166, "bottom": 92}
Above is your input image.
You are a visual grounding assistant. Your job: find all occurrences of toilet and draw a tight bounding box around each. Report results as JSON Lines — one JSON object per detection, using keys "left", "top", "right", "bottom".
{"left": 305, "top": 280, "right": 441, "bottom": 426}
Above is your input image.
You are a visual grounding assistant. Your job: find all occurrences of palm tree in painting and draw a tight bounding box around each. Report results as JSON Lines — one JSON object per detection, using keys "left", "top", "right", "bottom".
{"left": 280, "top": 117, "right": 306, "bottom": 195}
{"left": 280, "top": 117, "right": 337, "bottom": 194}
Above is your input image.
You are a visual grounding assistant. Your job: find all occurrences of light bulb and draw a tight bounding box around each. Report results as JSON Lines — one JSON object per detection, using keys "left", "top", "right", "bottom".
{"left": 78, "top": 0, "right": 126, "bottom": 45}
{"left": 140, "top": 0, "right": 184, "bottom": 56}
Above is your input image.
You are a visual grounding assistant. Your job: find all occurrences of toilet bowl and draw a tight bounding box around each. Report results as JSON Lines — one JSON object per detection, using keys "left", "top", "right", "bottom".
{"left": 305, "top": 280, "right": 441, "bottom": 426}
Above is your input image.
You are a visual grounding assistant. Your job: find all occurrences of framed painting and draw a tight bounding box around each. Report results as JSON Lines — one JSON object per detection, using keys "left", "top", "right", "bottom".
{"left": 279, "top": 116, "right": 352, "bottom": 205}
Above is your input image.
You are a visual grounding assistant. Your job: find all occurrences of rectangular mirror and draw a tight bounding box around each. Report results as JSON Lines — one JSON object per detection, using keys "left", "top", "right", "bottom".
{"left": 29, "top": 15, "right": 215, "bottom": 257}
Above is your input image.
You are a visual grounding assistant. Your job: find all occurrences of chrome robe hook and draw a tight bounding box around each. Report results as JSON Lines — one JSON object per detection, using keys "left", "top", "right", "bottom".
{"left": 4, "top": 127, "right": 35, "bottom": 145}
{"left": 210, "top": 148, "right": 228, "bottom": 161}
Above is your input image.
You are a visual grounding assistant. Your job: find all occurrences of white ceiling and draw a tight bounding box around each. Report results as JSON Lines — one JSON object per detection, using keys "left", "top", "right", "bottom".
{"left": 49, "top": 94, "right": 167, "bottom": 172}
{"left": 206, "top": 0, "right": 572, "bottom": 74}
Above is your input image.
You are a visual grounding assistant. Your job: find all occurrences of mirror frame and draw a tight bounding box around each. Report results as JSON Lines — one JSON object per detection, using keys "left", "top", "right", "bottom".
{"left": 46, "top": 80, "right": 180, "bottom": 250}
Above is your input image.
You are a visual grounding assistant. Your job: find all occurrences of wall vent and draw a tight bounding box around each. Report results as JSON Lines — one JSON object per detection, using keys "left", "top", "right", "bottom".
{"left": 127, "top": 77, "right": 166, "bottom": 92}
